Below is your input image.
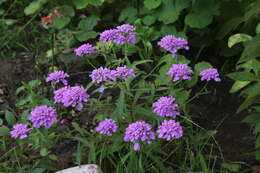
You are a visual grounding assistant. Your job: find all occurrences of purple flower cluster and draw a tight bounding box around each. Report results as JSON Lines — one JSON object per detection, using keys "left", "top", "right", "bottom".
{"left": 158, "top": 35, "right": 189, "bottom": 58}
{"left": 10, "top": 124, "right": 32, "bottom": 139}
{"left": 99, "top": 29, "right": 118, "bottom": 42}
{"left": 200, "top": 68, "right": 221, "bottom": 82}
{"left": 157, "top": 120, "right": 183, "bottom": 141}
{"left": 90, "top": 67, "right": 116, "bottom": 84}
{"left": 29, "top": 105, "right": 57, "bottom": 128}
{"left": 115, "top": 66, "right": 135, "bottom": 80}
{"left": 99, "top": 24, "right": 136, "bottom": 45}
{"left": 90, "top": 66, "right": 135, "bottom": 84}
{"left": 152, "top": 96, "right": 180, "bottom": 118}
{"left": 74, "top": 43, "right": 96, "bottom": 56}
{"left": 95, "top": 118, "right": 118, "bottom": 136}
{"left": 46, "top": 70, "right": 69, "bottom": 87}
{"left": 54, "top": 86, "right": 90, "bottom": 111}
{"left": 124, "top": 121, "right": 155, "bottom": 151}
{"left": 167, "top": 64, "right": 193, "bottom": 82}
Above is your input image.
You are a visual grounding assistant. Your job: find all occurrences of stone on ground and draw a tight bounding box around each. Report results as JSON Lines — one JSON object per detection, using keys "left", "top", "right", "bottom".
{"left": 55, "top": 164, "right": 102, "bottom": 173}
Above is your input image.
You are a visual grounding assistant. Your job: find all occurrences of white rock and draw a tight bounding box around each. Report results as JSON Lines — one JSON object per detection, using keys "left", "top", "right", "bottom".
{"left": 56, "top": 164, "right": 103, "bottom": 173}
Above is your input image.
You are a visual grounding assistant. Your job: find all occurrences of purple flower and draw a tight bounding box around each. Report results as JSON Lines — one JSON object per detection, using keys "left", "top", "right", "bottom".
{"left": 95, "top": 118, "right": 118, "bottom": 136}
{"left": 158, "top": 35, "right": 189, "bottom": 58}
{"left": 29, "top": 105, "right": 57, "bottom": 128}
{"left": 54, "top": 86, "right": 90, "bottom": 111}
{"left": 89, "top": 67, "right": 117, "bottom": 84}
{"left": 157, "top": 120, "right": 183, "bottom": 140}
{"left": 200, "top": 68, "right": 221, "bottom": 82}
{"left": 99, "top": 24, "right": 136, "bottom": 45}
{"left": 74, "top": 43, "right": 96, "bottom": 56}
{"left": 124, "top": 121, "right": 155, "bottom": 151}
{"left": 99, "top": 29, "right": 119, "bottom": 42}
{"left": 114, "top": 24, "right": 136, "bottom": 44}
{"left": 115, "top": 66, "right": 135, "bottom": 80}
{"left": 152, "top": 96, "right": 180, "bottom": 118}
{"left": 167, "top": 64, "right": 193, "bottom": 82}
{"left": 46, "top": 70, "right": 69, "bottom": 87}
{"left": 10, "top": 124, "right": 32, "bottom": 139}
{"left": 99, "top": 85, "right": 105, "bottom": 93}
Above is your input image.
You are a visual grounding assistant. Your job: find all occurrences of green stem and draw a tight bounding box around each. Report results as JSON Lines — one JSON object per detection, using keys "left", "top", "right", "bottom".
{"left": 186, "top": 82, "right": 208, "bottom": 103}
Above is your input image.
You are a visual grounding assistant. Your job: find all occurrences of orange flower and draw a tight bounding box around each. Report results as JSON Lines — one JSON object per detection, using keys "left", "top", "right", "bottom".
{"left": 54, "top": 9, "right": 61, "bottom": 18}
{"left": 40, "top": 13, "right": 53, "bottom": 24}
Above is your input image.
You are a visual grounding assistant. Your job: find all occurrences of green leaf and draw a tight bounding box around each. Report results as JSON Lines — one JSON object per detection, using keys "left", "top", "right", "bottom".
{"left": 73, "top": 0, "right": 89, "bottom": 9}
{"left": 49, "top": 154, "right": 58, "bottom": 161}
{"left": 53, "top": 16, "right": 70, "bottom": 29}
{"left": 228, "top": 33, "right": 252, "bottom": 48}
{"left": 24, "top": 0, "right": 47, "bottom": 15}
{"left": 242, "top": 82, "right": 260, "bottom": 98}
{"left": 15, "top": 86, "right": 25, "bottom": 95}
{"left": 5, "top": 110, "right": 16, "bottom": 126}
{"left": 0, "top": 126, "right": 9, "bottom": 136}
{"left": 221, "top": 163, "right": 240, "bottom": 172}
{"left": 160, "top": 25, "right": 177, "bottom": 36}
{"left": 239, "top": 35, "right": 260, "bottom": 63}
{"left": 0, "top": 9, "right": 5, "bottom": 15}
{"left": 114, "top": 91, "right": 126, "bottom": 119}
{"left": 0, "top": 19, "right": 18, "bottom": 25}
{"left": 229, "top": 81, "right": 250, "bottom": 93}
{"left": 143, "top": 15, "right": 157, "bottom": 26}
{"left": 252, "top": 59, "right": 260, "bottom": 74}
{"left": 256, "top": 22, "right": 260, "bottom": 34}
{"left": 242, "top": 113, "right": 260, "bottom": 124}
{"left": 60, "top": 5, "right": 75, "bottom": 17}
{"left": 28, "top": 80, "right": 41, "bottom": 88}
{"left": 119, "top": 6, "right": 137, "bottom": 23}
{"left": 157, "top": 0, "right": 189, "bottom": 24}
{"left": 72, "top": 122, "right": 85, "bottom": 135}
{"left": 237, "top": 96, "right": 255, "bottom": 113}
{"left": 227, "top": 72, "right": 257, "bottom": 81}
{"left": 75, "top": 31, "right": 98, "bottom": 42}
{"left": 76, "top": 142, "right": 82, "bottom": 165}
{"left": 198, "top": 153, "right": 209, "bottom": 173}
{"left": 144, "top": 0, "right": 162, "bottom": 10}
{"left": 78, "top": 16, "right": 100, "bottom": 31}
{"left": 89, "top": 0, "right": 104, "bottom": 6}
{"left": 254, "top": 123, "right": 260, "bottom": 134}
{"left": 185, "top": 13, "right": 213, "bottom": 29}
{"left": 0, "top": 0, "right": 7, "bottom": 5}
{"left": 172, "top": 89, "right": 190, "bottom": 105}
{"left": 30, "top": 168, "right": 46, "bottom": 173}
{"left": 40, "top": 148, "right": 48, "bottom": 157}
{"left": 217, "top": 17, "right": 244, "bottom": 39}
{"left": 194, "top": 62, "right": 213, "bottom": 73}
{"left": 16, "top": 99, "right": 29, "bottom": 107}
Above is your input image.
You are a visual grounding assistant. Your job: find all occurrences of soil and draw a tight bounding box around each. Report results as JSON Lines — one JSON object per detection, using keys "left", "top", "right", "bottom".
{"left": 190, "top": 79, "right": 255, "bottom": 164}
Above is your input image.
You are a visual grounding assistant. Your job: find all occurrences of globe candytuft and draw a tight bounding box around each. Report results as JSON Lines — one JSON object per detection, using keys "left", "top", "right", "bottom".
{"left": 157, "top": 120, "right": 183, "bottom": 141}
{"left": 200, "top": 68, "right": 221, "bottom": 82}
{"left": 10, "top": 124, "right": 32, "bottom": 139}
{"left": 29, "top": 105, "right": 57, "bottom": 128}
{"left": 54, "top": 86, "right": 90, "bottom": 111}
{"left": 152, "top": 96, "right": 180, "bottom": 118}
{"left": 158, "top": 35, "right": 189, "bottom": 58}
{"left": 95, "top": 118, "right": 118, "bottom": 136}
{"left": 167, "top": 64, "right": 193, "bottom": 82}
{"left": 46, "top": 70, "right": 69, "bottom": 87}
{"left": 124, "top": 121, "right": 155, "bottom": 151}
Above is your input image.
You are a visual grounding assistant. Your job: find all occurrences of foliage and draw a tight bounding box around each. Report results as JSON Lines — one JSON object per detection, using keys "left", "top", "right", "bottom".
{"left": 227, "top": 21, "right": 260, "bottom": 161}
